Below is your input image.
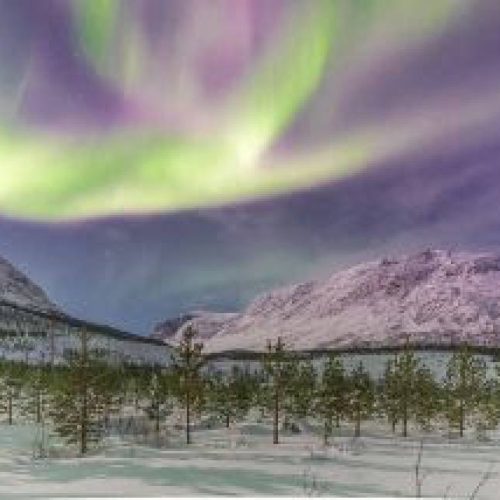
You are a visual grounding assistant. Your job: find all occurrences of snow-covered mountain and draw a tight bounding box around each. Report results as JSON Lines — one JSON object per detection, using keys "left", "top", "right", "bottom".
{"left": 0, "top": 255, "right": 172, "bottom": 365}
{"left": 155, "top": 250, "right": 500, "bottom": 353}
{"left": 153, "top": 311, "right": 238, "bottom": 343}
{"left": 0, "top": 256, "right": 58, "bottom": 312}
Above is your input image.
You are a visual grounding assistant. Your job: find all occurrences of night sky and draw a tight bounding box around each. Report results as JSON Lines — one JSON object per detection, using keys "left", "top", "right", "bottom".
{"left": 1, "top": 0, "right": 500, "bottom": 334}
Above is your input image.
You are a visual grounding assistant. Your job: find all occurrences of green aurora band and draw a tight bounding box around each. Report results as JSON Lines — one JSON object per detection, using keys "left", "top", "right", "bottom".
{"left": 0, "top": 0, "right": 456, "bottom": 220}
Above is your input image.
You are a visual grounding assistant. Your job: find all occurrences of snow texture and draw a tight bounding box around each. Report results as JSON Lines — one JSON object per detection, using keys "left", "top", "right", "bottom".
{"left": 0, "top": 421, "right": 499, "bottom": 498}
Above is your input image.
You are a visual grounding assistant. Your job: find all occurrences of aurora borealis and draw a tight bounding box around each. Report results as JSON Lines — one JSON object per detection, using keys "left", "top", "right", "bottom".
{"left": 0, "top": 0, "right": 459, "bottom": 219}
{"left": 2, "top": 0, "right": 500, "bottom": 334}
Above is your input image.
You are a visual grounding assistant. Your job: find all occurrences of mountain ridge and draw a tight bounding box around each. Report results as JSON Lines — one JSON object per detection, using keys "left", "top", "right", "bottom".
{"left": 152, "top": 250, "right": 500, "bottom": 353}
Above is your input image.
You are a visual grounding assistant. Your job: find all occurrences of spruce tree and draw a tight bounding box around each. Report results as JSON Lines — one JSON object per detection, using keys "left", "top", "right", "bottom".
{"left": 172, "top": 325, "right": 205, "bottom": 445}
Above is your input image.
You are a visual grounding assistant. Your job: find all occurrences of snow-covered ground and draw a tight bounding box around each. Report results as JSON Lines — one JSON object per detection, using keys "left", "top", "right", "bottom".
{"left": 0, "top": 421, "right": 499, "bottom": 498}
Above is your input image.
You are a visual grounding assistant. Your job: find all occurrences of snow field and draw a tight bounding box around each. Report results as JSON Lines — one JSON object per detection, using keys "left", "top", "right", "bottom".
{"left": 0, "top": 420, "right": 498, "bottom": 498}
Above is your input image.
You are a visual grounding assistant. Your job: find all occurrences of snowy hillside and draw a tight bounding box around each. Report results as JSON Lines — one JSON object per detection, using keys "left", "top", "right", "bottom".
{"left": 0, "top": 256, "right": 58, "bottom": 312}
{"left": 154, "top": 311, "right": 238, "bottom": 343}
{"left": 158, "top": 250, "right": 500, "bottom": 353}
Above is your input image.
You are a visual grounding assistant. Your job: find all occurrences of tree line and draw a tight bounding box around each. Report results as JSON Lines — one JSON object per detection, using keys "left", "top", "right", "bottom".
{"left": 0, "top": 327, "right": 499, "bottom": 455}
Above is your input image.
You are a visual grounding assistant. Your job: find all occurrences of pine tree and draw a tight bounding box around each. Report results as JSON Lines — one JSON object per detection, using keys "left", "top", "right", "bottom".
{"left": 126, "top": 368, "right": 146, "bottom": 413}
{"left": 393, "top": 344, "right": 420, "bottom": 437}
{"left": 473, "top": 358, "right": 500, "bottom": 438}
{"left": 443, "top": 346, "right": 487, "bottom": 437}
{"left": 261, "top": 337, "right": 295, "bottom": 444}
{"left": 145, "top": 369, "right": 174, "bottom": 439}
{"left": 172, "top": 325, "right": 205, "bottom": 445}
{"left": 287, "top": 358, "right": 316, "bottom": 429}
{"left": 93, "top": 363, "right": 123, "bottom": 435}
{"left": 206, "top": 370, "right": 231, "bottom": 428}
{"left": 380, "top": 349, "right": 442, "bottom": 436}
{"left": 345, "top": 362, "right": 375, "bottom": 438}
{"left": 23, "top": 364, "right": 56, "bottom": 459}
{"left": 0, "top": 360, "right": 24, "bottom": 425}
{"left": 490, "top": 360, "right": 500, "bottom": 425}
{"left": 251, "top": 369, "right": 269, "bottom": 422}
{"left": 15, "top": 331, "right": 36, "bottom": 364}
{"left": 207, "top": 366, "right": 256, "bottom": 428}
{"left": 379, "top": 357, "right": 400, "bottom": 433}
{"left": 413, "top": 365, "right": 441, "bottom": 432}
{"left": 116, "top": 366, "right": 147, "bottom": 436}
{"left": 235, "top": 368, "right": 260, "bottom": 422}
{"left": 20, "top": 365, "right": 51, "bottom": 424}
{"left": 314, "top": 354, "right": 346, "bottom": 445}
{"left": 47, "top": 329, "right": 109, "bottom": 455}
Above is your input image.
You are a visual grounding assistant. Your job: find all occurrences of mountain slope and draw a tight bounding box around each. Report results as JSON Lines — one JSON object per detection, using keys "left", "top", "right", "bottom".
{"left": 0, "top": 255, "right": 58, "bottom": 312}
{"left": 172, "top": 250, "right": 500, "bottom": 353}
{"left": 152, "top": 311, "right": 237, "bottom": 342}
